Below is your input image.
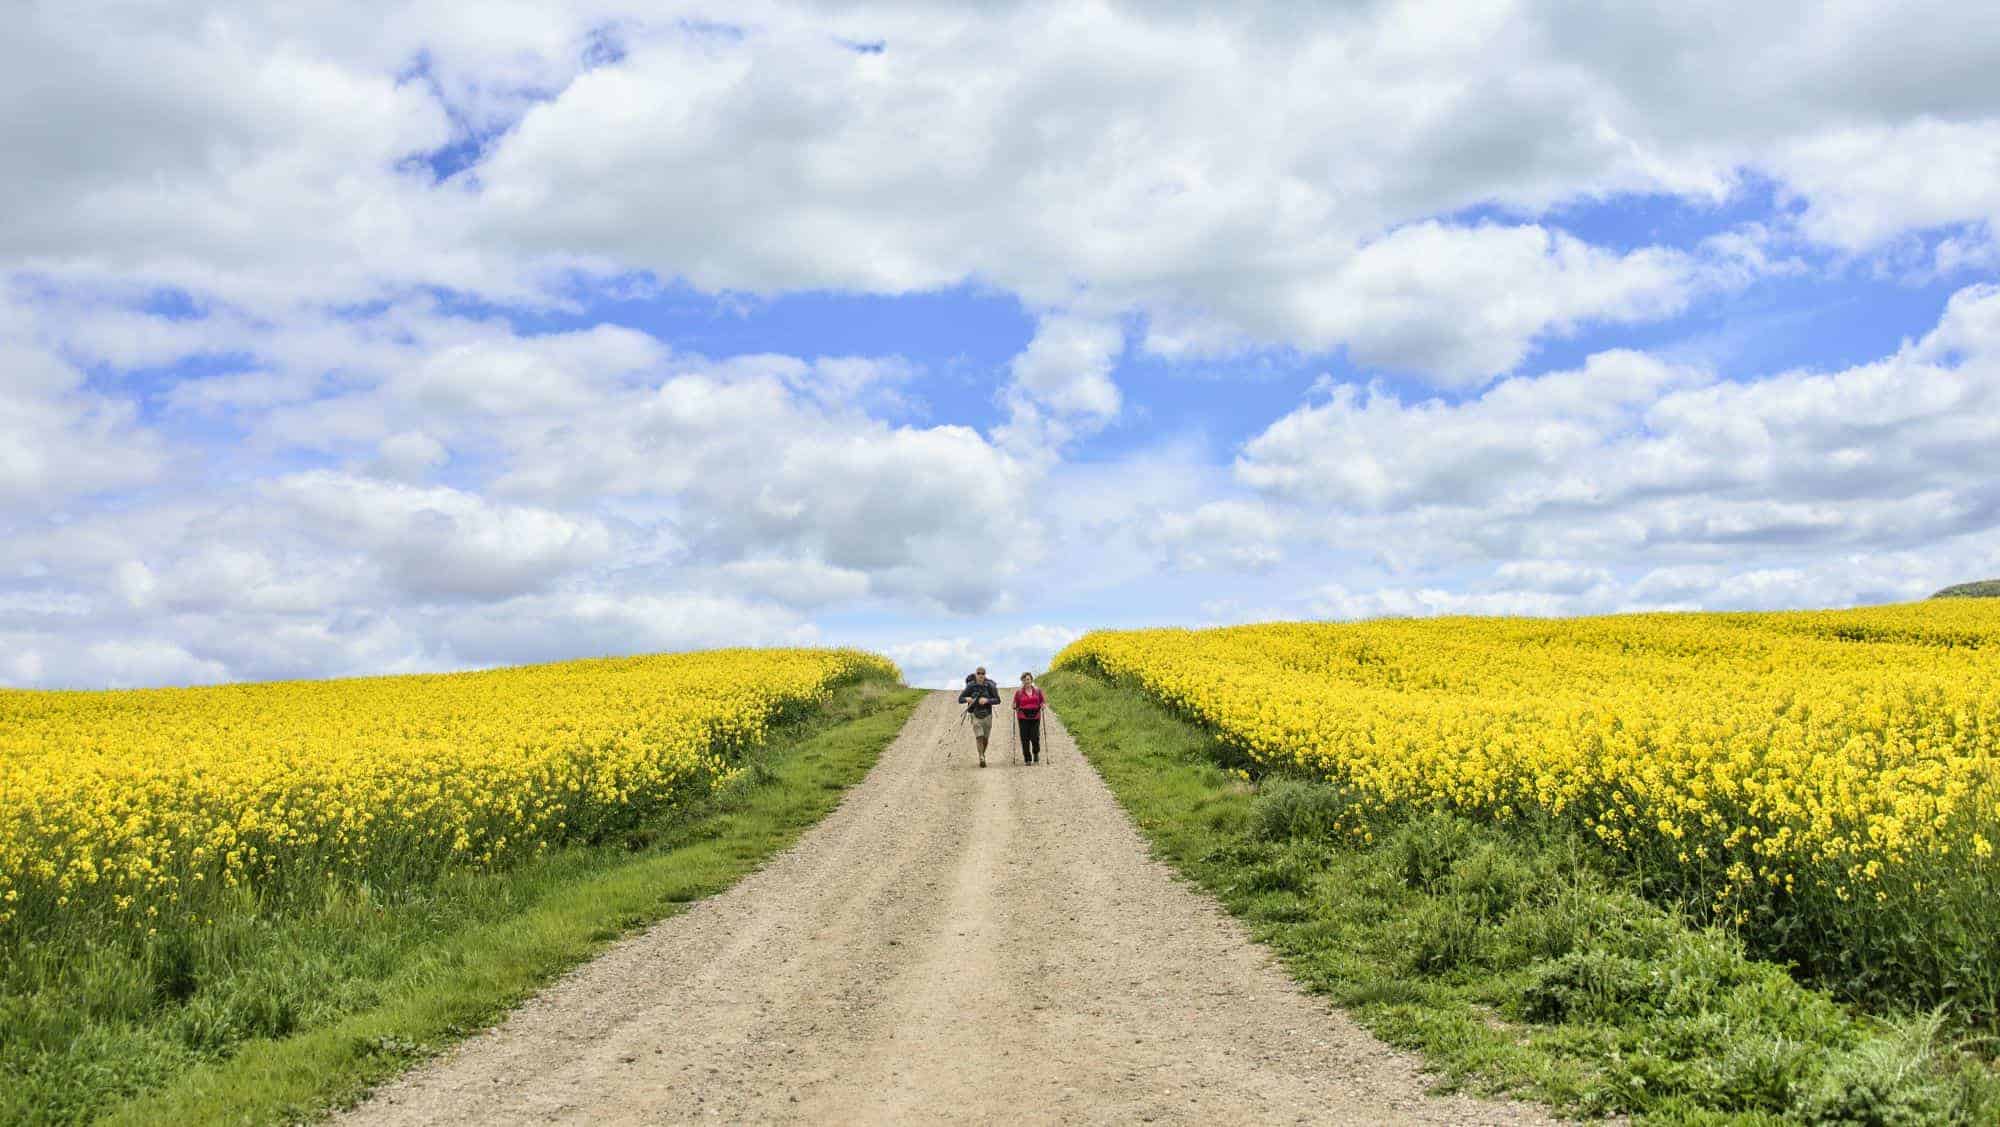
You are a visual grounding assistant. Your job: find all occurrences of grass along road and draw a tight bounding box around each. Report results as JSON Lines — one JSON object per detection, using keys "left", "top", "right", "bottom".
{"left": 1042, "top": 668, "right": 2000, "bottom": 1124}
{"left": 342, "top": 690, "right": 1548, "bottom": 1125}
{"left": 19, "top": 677, "right": 923, "bottom": 1127}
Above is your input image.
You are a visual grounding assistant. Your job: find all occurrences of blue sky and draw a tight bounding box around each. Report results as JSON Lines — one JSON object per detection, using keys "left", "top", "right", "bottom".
{"left": 4, "top": 2, "right": 2000, "bottom": 688}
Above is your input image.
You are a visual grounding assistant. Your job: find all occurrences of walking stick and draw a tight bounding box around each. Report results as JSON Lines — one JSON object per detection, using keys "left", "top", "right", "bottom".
{"left": 950, "top": 702, "right": 974, "bottom": 762}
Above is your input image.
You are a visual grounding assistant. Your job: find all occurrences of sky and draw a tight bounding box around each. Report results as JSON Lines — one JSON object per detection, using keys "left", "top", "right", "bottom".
{"left": 5, "top": 1, "right": 2000, "bottom": 690}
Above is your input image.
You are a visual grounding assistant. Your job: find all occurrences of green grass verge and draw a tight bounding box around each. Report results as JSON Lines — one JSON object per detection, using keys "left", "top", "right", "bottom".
{"left": 4, "top": 677, "right": 922, "bottom": 1127}
{"left": 1044, "top": 668, "right": 2000, "bottom": 1125}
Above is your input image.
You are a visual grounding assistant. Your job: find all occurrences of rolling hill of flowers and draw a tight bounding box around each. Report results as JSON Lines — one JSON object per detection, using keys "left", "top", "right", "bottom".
{"left": 1056, "top": 602, "right": 2000, "bottom": 1018}
{"left": 0, "top": 648, "right": 898, "bottom": 944}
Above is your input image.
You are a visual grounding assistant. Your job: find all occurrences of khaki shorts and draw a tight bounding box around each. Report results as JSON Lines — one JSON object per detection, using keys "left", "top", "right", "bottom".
{"left": 970, "top": 713, "right": 993, "bottom": 739}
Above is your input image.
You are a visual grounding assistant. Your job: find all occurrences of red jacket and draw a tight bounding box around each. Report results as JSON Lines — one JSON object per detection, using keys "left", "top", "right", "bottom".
{"left": 1014, "top": 686, "right": 1045, "bottom": 720}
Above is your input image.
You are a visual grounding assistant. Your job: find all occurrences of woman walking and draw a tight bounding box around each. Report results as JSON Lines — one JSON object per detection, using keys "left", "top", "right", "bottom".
{"left": 1014, "top": 671, "right": 1046, "bottom": 765}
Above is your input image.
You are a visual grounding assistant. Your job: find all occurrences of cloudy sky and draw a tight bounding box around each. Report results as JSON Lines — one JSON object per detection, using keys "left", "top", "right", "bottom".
{"left": 5, "top": 1, "right": 2000, "bottom": 689}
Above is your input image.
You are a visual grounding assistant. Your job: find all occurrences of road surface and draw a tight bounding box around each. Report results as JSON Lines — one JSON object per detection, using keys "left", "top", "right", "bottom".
{"left": 345, "top": 691, "right": 1548, "bottom": 1125}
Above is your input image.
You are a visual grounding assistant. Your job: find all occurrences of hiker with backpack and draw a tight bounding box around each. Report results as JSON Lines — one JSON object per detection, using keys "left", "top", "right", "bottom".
{"left": 1014, "top": 671, "right": 1045, "bottom": 765}
{"left": 958, "top": 667, "right": 1001, "bottom": 767}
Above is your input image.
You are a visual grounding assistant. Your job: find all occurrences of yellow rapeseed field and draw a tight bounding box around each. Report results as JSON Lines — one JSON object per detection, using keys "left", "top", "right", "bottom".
{"left": 0, "top": 648, "right": 896, "bottom": 940}
{"left": 1056, "top": 601, "right": 2000, "bottom": 1008}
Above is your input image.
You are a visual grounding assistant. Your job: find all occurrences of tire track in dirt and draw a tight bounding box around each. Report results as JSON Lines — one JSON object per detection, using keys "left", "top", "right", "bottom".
{"left": 344, "top": 691, "right": 1551, "bottom": 1125}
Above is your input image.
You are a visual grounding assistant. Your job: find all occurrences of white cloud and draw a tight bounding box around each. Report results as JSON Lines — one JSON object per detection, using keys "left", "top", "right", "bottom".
{"left": 119, "top": 544, "right": 363, "bottom": 616}
{"left": 1009, "top": 315, "right": 1123, "bottom": 419}
{"left": 455, "top": 2, "right": 2000, "bottom": 378}
{"left": 79, "top": 639, "right": 230, "bottom": 689}
{"left": 467, "top": 9, "right": 1733, "bottom": 383}
{"left": 720, "top": 558, "right": 872, "bottom": 608}
{"left": 0, "top": 589, "right": 91, "bottom": 618}
{"left": 372, "top": 431, "right": 452, "bottom": 481}
{"left": 1494, "top": 560, "right": 1612, "bottom": 595}
{"left": 399, "top": 324, "right": 665, "bottom": 414}
{"left": 786, "top": 355, "right": 919, "bottom": 408}
{"left": 1276, "top": 223, "right": 1694, "bottom": 384}
{"left": 1238, "top": 350, "right": 1700, "bottom": 511}
{"left": 4, "top": 648, "right": 45, "bottom": 685}
{"left": 996, "top": 313, "right": 1126, "bottom": 461}
{"left": 1238, "top": 282, "right": 2000, "bottom": 576}
{"left": 1143, "top": 500, "right": 1286, "bottom": 572}
{"left": 880, "top": 637, "right": 978, "bottom": 689}
{"left": 435, "top": 591, "right": 817, "bottom": 666}
{"left": 0, "top": 6, "right": 477, "bottom": 308}
{"left": 0, "top": 328, "right": 164, "bottom": 509}
{"left": 7, "top": 3, "right": 2000, "bottom": 374}
{"left": 882, "top": 623, "right": 1082, "bottom": 689}
{"left": 1310, "top": 583, "right": 1577, "bottom": 620}
{"left": 486, "top": 367, "right": 1038, "bottom": 611}
{"left": 1771, "top": 120, "right": 2000, "bottom": 252}
{"left": 0, "top": 293, "right": 1051, "bottom": 685}
{"left": 270, "top": 471, "right": 614, "bottom": 599}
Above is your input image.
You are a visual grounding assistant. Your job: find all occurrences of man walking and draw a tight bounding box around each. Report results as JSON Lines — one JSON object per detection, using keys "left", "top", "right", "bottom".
{"left": 958, "top": 666, "right": 1001, "bottom": 768}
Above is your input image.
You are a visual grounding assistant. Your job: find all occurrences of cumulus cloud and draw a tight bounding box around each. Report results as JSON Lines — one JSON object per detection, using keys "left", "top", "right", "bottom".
{"left": 0, "top": 360, "right": 162, "bottom": 509}
{"left": 0, "top": 636, "right": 232, "bottom": 691}
{"left": 1772, "top": 120, "right": 2000, "bottom": 252}
{"left": 720, "top": 558, "right": 873, "bottom": 609}
{"left": 398, "top": 324, "right": 666, "bottom": 414}
{"left": 114, "top": 547, "right": 361, "bottom": 616}
{"left": 0, "top": 6, "right": 472, "bottom": 308}
{"left": 1009, "top": 315, "right": 1123, "bottom": 419}
{"left": 455, "top": 2, "right": 2000, "bottom": 377}
{"left": 0, "top": 297, "right": 1047, "bottom": 685}
{"left": 1143, "top": 501, "right": 1287, "bottom": 572}
{"left": 1310, "top": 583, "right": 1578, "bottom": 621}
{"left": 7, "top": 2, "right": 2000, "bottom": 374}
{"left": 0, "top": 300, "right": 166, "bottom": 509}
{"left": 1494, "top": 560, "right": 1612, "bottom": 596}
{"left": 995, "top": 313, "right": 1127, "bottom": 460}
{"left": 1305, "top": 542, "right": 1989, "bottom": 627}
{"left": 371, "top": 431, "right": 452, "bottom": 481}
{"left": 1275, "top": 224, "right": 1695, "bottom": 385}
{"left": 434, "top": 592, "right": 818, "bottom": 667}
{"left": 81, "top": 640, "right": 231, "bottom": 689}
{"left": 882, "top": 623, "right": 1083, "bottom": 689}
{"left": 1237, "top": 350, "right": 1702, "bottom": 512}
{"left": 489, "top": 367, "right": 1038, "bottom": 611}
{"left": 466, "top": 9, "right": 1736, "bottom": 383}
{"left": 1238, "top": 283, "right": 2000, "bottom": 583}
{"left": 271, "top": 471, "right": 614, "bottom": 599}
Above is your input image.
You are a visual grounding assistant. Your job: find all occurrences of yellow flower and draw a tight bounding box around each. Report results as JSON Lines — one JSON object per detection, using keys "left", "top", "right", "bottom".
{"left": 1, "top": 647, "right": 897, "bottom": 933}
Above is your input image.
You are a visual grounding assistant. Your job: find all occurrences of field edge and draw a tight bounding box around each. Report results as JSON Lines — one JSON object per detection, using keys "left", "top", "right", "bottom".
{"left": 89, "top": 677, "right": 924, "bottom": 1127}
{"left": 1043, "top": 667, "right": 2000, "bottom": 1125}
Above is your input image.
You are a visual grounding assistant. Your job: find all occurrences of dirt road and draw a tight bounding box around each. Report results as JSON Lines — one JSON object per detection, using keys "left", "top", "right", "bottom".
{"left": 345, "top": 692, "right": 1549, "bottom": 1125}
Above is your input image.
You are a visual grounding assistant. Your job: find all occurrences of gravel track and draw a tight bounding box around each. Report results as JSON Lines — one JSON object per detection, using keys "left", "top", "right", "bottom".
{"left": 344, "top": 691, "right": 1551, "bottom": 1125}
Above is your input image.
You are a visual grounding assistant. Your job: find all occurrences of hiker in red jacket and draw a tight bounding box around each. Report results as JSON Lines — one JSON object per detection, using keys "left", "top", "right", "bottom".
{"left": 1014, "top": 671, "right": 1046, "bottom": 765}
